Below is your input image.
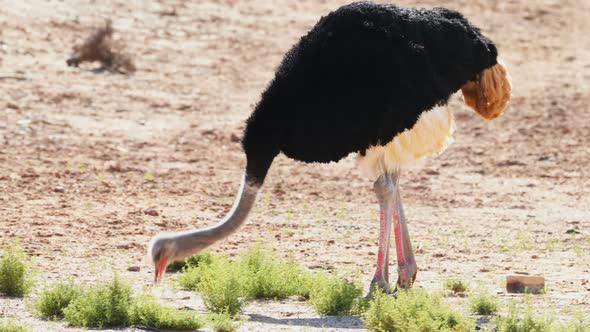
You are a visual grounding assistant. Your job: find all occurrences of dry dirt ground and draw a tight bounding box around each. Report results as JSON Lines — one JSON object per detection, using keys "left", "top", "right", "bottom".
{"left": 1, "top": 0, "right": 589, "bottom": 331}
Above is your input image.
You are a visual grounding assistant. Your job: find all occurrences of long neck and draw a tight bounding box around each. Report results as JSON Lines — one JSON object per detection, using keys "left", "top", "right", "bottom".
{"left": 174, "top": 173, "right": 261, "bottom": 257}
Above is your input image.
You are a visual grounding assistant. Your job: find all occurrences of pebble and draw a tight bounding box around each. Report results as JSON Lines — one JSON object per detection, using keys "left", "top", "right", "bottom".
{"left": 144, "top": 209, "right": 159, "bottom": 216}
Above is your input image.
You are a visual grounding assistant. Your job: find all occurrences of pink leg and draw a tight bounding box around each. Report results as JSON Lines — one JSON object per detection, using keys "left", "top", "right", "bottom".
{"left": 371, "top": 175, "right": 395, "bottom": 292}
{"left": 392, "top": 175, "right": 418, "bottom": 289}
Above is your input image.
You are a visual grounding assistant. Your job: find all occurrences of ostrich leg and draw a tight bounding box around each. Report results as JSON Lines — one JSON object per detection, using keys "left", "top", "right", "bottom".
{"left": 391, "top": 173, "right": 418, "bottom": 289}
{"left": 370, "top": 174, "right": 395, "bottom": 292}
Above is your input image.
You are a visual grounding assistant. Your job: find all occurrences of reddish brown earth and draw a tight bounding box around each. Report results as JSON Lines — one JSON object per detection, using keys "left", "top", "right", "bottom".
{"left": 1, "top": 0, "right": 589, "bottom": 331}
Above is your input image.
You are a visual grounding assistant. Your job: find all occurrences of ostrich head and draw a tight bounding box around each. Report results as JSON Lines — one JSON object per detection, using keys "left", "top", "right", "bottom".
{"left": 461, "top": 60, "right": 512, "bottom": 120}
{"left": 147, "top": 231, "right": 210, "bottom": 284}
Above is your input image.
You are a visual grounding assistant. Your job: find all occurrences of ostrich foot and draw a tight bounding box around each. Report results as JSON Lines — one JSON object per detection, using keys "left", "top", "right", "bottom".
{"left": 396, "top": 263, "right": 418, "bottom": 289}
{"left": 369, "top": 276, "right": 391, "bottom": 294}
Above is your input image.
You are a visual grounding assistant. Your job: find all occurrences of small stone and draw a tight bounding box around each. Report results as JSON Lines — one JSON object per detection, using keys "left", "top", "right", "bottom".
{"left": 53, "top": 186, "right": 65, "bottom": 193}
{"left": 230, "top": 133, "right": 240, "bottom": 142}
{"left": 144, "top": 209, "right": 159, "bottom": 216}
{"left": 17, "top": 119, "right": 31, "bottom": 126}
{"left": 127, "top": 266, "right": 140, "bottom": 272}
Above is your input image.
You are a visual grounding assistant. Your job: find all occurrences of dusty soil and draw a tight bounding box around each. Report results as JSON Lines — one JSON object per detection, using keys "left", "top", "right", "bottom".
{"left": 1, "top": 0, "right": 589, "bottom": 331}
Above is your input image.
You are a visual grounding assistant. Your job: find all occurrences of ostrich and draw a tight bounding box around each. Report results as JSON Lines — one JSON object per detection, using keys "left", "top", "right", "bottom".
{"left": 148, "top": 2, "right": 511, "bottom": 291}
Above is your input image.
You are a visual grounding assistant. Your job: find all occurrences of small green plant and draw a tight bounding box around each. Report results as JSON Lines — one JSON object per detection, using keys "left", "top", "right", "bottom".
{"left": 294, "top": 270, "right": 316, "bottom": 300}
{"left": 34, "top": 280, "right": 81, "bottom": 319}
{"left": 0, "top": 242, "right": 35, "bottom": 297}
{"left": 168, "top": 250, "right": 213, "bottom": 273}
{"left": 174, "top": 244, "right": 368, "bottom": 317}
{"left": 363, "top": 289, "right": 474, "bottom": 332}
{"left": 305, "top": 272, "right": 363, "bottom": 316}
{"left": 63, "top": 274, "right": 132, "bottom": 328}
{"left": 239, "top": 244, "right": 301, "bottom": 299}
{"left": 444, "top": 278, "right": 469, "bottom": 294}
{"left": 557, "top": 310, "right": 590, "bottom": 332}
{"left": 196, "top": 257, "right": 246, "bottom": 316}
{"left": 144, "top": 171, "right": 154, "bottom": 182}
{"left": 176, "top": 251, "right": 216, "bottom": 290}
{"left": 501, "top": 230, "right": 532, "bottom": 254}
{"left": 469, "top": 289, "right": 498, "bottom": 315}
{"left": 545, "top": 239, "right": 560, "bottom": 251}
{"left": 493, "top": 301, "right": 552, "bottom": 332}
{"left": 128, "top": 294, "right": 203, "bottom": 330}
{"left": 177, "top": 265, "right": 204, "bottom": 290}
{"left": 0, "top": 320, "right": 29, "bottom": 332}
{"left": 208, "top": 311, "right": 238, "bottom": 332}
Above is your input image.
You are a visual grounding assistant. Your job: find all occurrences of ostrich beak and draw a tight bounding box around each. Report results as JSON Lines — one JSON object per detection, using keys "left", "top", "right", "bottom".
{"left": 154, "top": 257, "right": 168, "bottom": 285}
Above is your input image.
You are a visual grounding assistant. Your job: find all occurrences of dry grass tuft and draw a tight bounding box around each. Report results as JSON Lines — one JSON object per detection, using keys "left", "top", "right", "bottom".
{"left": 66, "top": 19, "right": 135, "bottom": 74}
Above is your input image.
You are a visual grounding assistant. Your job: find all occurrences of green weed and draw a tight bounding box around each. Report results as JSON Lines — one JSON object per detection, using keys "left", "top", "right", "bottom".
{"left": 176, "top": 245, "right": 365, "bottom": 316}
{"left": 34, "top": 280, "right": 81, "bottom": 319}
{"left": 469, "top": 289, "right": 498, "bottom": 315}
{"left": 196, "top": 256, "right": 246, "bottom": 316}
{"left": 294, "top": 270, "right": 316, "bottom": 300}
{"left": 239, "top": 244, "right": 301, "bottom": 299}
{"left": 493, "top": 301, "right": 552, "bottom": 332}
{"left": 63, "top": 274, "right": 132, "bottom": 328}
{"left": 36, "top": 275, "right": 203, "bottom": 330}
{"left": 305, "top": 272, "right": 363, "bottom": 316}
{"left": 363, "top": 289, "right": 474, "bottom": 332}
{"left": 0, "top": 320, "right": 29, "bottom": 332}
{"left": 128, "top": 294, "right": 203, "bottom": 330}
{"left": 444, "top": 278, "right": 469, "bottom": 294}
{"left": 176, "top": 252, "right": 215, "bottom": 289}
{"left": 207, "top": 311, "right": 238, "bottom": 332}
{"left": 501, "top": 230, "right": 532, "bottom": 254}
{"left": 167, "top": 250, "right": 212, "bottom": 273}
{"left": 557, "top": 310, "right": 590, "bottom": 332}
{"left": 0, "top": 242, "right": 35, "bottom": 297}
{"left": 545, "top": 239, "right": 560, "bottom": 251}
{"left": 144, "top": 171, "right": 154, "bottom": 182}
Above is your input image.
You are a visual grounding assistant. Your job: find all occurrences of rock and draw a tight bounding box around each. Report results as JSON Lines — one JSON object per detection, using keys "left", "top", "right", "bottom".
{"left": 53, "top": 186, "right": 65, "bottom": 193}
{"left": 6, "top": 102, "right": 19, "bottom": 110}
{"left": 144, "top": 209, "right": 159, "bottom": 216}
{"left": 230, "top": 133, "right": 240, "bottom": 142}
{"left": 506, "top": 275, "right": 545, "bottom": 294}
{"left": 17, "top": 119, "right": 31, "bottom": 126}
{"left": 127, "top": 266, "right": 140, "bottom": 272}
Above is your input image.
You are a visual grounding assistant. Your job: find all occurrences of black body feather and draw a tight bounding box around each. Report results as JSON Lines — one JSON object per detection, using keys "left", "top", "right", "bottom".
{"left": 242, "top": 1, "right": 499, "bottom": 184}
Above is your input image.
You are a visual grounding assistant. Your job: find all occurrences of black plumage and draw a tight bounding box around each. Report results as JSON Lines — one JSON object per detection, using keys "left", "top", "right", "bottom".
{"left": 242, "top": 1, "right": 499, "bottom": 184}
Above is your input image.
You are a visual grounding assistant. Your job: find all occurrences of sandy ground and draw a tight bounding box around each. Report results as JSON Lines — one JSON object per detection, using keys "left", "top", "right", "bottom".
{"left": 1, "top": 0, "right": 589, "bottom": 331}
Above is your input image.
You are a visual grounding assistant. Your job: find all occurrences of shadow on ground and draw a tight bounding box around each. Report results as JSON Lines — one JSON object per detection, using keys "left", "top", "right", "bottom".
{"left": 248, "top": 313, "right": 365, "bottom": 329}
